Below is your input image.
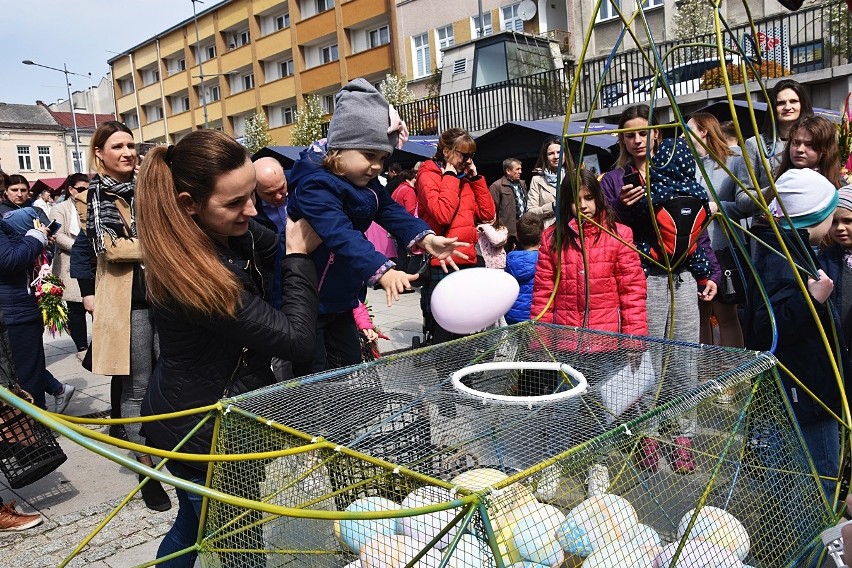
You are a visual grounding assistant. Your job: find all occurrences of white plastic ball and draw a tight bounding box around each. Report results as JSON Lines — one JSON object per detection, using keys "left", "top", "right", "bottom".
{"left": 509, "top": 503, "right": 565, "bottom": 567}
{"left": 431, "top": 268, "right": 519, "bottom": 334}
{"left": 677, "top": 506, "right": 750, "bottom": 561}
{"left": 360, "top": 534, "right": 441, "bottom": 568}
{"left": 337, "top": 496, "right": 401, "bottom": 554}
{"left": 652, "top": 539, "right": 743, "bottom": 568}
{"left": 583, "top": 539, "right": 659, "bottom": 568}
{"left": 557, "top": 494, "right": 638, "bottom": 557}
{"left": 397, "top": 486, "right": 461, "bottom": 550}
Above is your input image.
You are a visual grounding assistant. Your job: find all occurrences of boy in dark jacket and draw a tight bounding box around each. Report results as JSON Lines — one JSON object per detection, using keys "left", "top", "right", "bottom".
{"left": 745, "top": 167, "right": 847, "bottom": 498}
{"left": 505, "top": 212, "right": 543, "bottom": 324}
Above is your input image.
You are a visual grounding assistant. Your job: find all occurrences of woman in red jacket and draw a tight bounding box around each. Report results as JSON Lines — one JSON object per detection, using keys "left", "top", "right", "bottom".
{"left": 415, "top": 128, "right": 496, "bottom": 344}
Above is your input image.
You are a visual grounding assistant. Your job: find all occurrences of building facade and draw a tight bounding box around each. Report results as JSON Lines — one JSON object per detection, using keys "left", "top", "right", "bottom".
{"left": 396, "top": 0, "right": 572, "bottom": 99}
{"left": 0, "top": 104, "right": 68, "bottom": 179}
{"left": 108, "top": 0, "right": 396, "bottom": 146}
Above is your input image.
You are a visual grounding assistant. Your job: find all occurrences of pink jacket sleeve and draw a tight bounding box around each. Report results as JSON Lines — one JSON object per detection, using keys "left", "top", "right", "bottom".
{"left": 352, "top": 302, "right": 374, "bottom": 331}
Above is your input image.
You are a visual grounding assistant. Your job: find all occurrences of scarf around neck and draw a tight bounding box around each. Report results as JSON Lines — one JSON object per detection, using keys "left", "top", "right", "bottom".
{"left": 86, "top": 174, "right": 136, "bottom": 256}
{"left": 543, "top": 168, "right": 559, "bottom": 188}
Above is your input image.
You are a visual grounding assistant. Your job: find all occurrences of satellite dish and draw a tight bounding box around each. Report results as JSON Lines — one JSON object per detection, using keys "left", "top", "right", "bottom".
{"left": 518, "top": 0, "right": 537, "bottom": 21}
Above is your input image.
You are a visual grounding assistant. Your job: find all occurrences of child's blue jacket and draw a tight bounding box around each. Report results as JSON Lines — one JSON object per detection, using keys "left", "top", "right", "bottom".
{"left": 288, "top": 146, "right": 431, "bottom": 313}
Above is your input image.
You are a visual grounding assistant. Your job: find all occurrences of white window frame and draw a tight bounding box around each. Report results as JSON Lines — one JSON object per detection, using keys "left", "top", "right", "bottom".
{"left": 275, "top": 13, "right": 290, "bottom": 30}
{"left": 316, "top": 0, "right": 333, "bottom": 13}
{"left": 368, "top": 25, "right": 390, "bottom": 49}
{"left": 435, "top": 25, "right": 454, "bottom": 69}
{"left": 149, "top": 105, "right": 164, "bottom": 121}
{"left": 282, "top": 105, "right": 295, "bottom": 125}
{"left": 118, "top": 78, "right": 134, "bottom": 95}
{"left": 210, "top": 85, "right": 221, "bottom": 101}
{"left": 37, "top": 146, "right": 53, "bottom": 171}
{"left": 17, "top": 146, "right": 32, "bottom": 170}
{"left": 179, "top": 95, "right": 190, "bottom": 112}
{"left": 280, "top": 59, "right": 294, "bottom": 77}
{"left": 72, "top": 151, "right": 84, "bottom": 173}
{"left": 322, "top": 94, "right": 335, "bottom": 114}
{"left": 243, "top": 73, "right": 255, "bottom": 90}
{"left": 641, "top": 0, "right": 663, "bottom": 8}
{"left": 122, "top": 112, "right": 139, "bottom": 129}
{"left": 321, "top": 44, "right": 339, "bottom": 64}
{"left": 598, "top": 0, "right": 620, "bottom": 21}
{"left": 472, "top": 12, "right": 493, "bottom": 38}
{"left": 201, "top": 44, "right": 216, "bottom": 61}
{"left": 501, "top": 3, "right": 524, "bottom": 32}
{"left": 412, "top": 33, "right": 431, "bottom": 79}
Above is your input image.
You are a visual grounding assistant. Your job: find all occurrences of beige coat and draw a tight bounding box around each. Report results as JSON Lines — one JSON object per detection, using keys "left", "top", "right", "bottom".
{"left": 78, "top": 192, "right": 140, "bottom": 376}
{"left": 49, "top": 199, "right": 82, "bottom": 303}
{"left": 526, "top": 175, "right": 557, "bottom": 227}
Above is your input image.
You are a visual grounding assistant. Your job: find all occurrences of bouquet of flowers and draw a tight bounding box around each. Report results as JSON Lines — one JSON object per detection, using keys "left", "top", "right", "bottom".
{"left": 839, "top": 92, "right": 852, "bottom": 184}
{"left": 35, "top": 273, "right": 68, "bottom": 337}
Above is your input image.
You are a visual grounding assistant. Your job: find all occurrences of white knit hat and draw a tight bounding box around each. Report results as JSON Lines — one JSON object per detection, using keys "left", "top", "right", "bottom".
{"left": 771, "top": 168, "right": 838, "bottom": 229}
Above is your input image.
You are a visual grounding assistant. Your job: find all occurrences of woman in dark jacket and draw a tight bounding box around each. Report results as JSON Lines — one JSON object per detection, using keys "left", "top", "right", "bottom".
{"left": 0, "top": 219, "right": 60, "bottom": 409}
{"left": 136, "top": 130, "right": 319, "bottom": 568}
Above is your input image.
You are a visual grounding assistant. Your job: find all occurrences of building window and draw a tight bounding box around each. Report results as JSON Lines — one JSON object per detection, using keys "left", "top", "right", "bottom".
{"left": 202, "top": 44, "right": 216, "bottom": 61}
{"left": 322, "top": 94, "right": 335, "bottom": 114}
{"left": 280, "top": 59, "right": 294, "bottom": 77}
{"left": 321, "top": 44, "right": 339, "bottom": 64}
{"left": 210, "top": 85, "right": 221, "bottom": 101}
{"left": 118, "top": 78, "right": 134, "bottom": 95}
{"left": 598, "top": 0, "right": 620, "bottom": 21}
{"left": 148, "top": 105, "right": 164, "bottom": 121}
{"left": 316, "top": 0, "right": 333, "bottom": 12}
{"left": 243, "top": 73, "right": 255, "bottom": 90}
{"left": 368, "top": 25, "right": 390, "bottom": 49}
{"left": 142, "top": 68, "right": 160, "bottom": 86}
{"left": 436, "top": 25, "right": 454, "bottom": 69}
{"left": 501, "top": 3, "right": 523, "bottom": 32}
{"left": 473, "top": 12, "right": 492, "bottom": 38}
{"left": 178, "top": 58, "right": 186, "bottom": 71}
{"left": 37, "top": 146, "right": 53, "bottom": 171}
{"left": 174, "top": 95, "right": 191, "bottom": 112}
{"left": 17, "top": 146, "right": 32, "bottom": 170}
{"left": 412, "top": 33, "right": 431, "bottom": 79}
{"left": 641, "top": 0, "right": 663, "bottom": 7}
{"left": 791, "top": 40, "right": 824, "bottom": 73}
{"left": 276, "top": 13, "right": 290, "bottom": 30}
{"left": 122, "top": 112, "right": 139, "bottom": 129}
{"left": 72, "top": 151, "right": 84, "bottom": 173}
{"left": 282, "top": 106, "right": 295, "bottom": 125}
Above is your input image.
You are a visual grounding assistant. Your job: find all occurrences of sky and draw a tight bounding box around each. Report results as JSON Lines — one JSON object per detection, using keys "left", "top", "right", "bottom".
{"left": 0, "top": 0, "right": 200, "bottom": 106}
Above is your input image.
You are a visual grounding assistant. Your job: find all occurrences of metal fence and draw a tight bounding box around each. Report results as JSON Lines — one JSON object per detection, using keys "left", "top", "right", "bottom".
{"left": 324, "top": 1, "right": 851, "bottom": 135}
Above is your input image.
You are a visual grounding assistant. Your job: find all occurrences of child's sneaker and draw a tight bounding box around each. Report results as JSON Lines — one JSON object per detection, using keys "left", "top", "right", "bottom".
{"left": 587, "top": 464, "right": 610, "bottom": 497}
{"left": 670, "top": 436, "right": 696, "bottom": 475}
{"left": 634, "top": 437, "right": 660, "bottom": 473}
{"left": 50, "top": 383, "right": 75, "bottom": 414}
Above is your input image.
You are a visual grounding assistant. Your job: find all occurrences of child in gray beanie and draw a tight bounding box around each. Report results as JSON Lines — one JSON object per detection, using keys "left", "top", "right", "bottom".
{"left": 287, "top": 78, "right": 467, "bottom": 374}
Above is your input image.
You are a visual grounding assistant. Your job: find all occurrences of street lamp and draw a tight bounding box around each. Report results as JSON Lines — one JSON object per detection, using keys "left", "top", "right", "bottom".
{"left": 22, "top": 59, "right": 90, "bottom": 173}
{"left": 191, "top": 0, "right": 209, "bottom": 129}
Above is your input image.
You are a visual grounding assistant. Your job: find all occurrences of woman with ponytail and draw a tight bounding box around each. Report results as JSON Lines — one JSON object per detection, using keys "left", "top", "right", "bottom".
{"left": 136, "top": 129, "right": 319, "bottom": 568}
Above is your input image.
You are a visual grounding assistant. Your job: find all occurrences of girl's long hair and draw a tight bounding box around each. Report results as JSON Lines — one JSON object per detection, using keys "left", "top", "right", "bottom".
{"left": 136, "top": 130, "right": 247, "bottom": 318}
{"left": 554, "top": 168, "right": 616, "bottom": 251}
{"left": 776, "top": 115, "right": 842, "bottom": 187}
{"left": 689, "top": 112, "right": 734, "bottom": 168}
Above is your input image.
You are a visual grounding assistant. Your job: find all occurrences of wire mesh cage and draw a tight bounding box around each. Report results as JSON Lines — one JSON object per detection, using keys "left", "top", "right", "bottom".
{"left": 197, "top": 321, "right": 832, "bottom": 567}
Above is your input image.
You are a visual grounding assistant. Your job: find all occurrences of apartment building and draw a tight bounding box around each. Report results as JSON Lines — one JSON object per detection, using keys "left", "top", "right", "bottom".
{"left": 396, "top": 0, "right": 572, "bottom": 99}
{"left": 109, "top": 0, "right": 396, "bottom": 145}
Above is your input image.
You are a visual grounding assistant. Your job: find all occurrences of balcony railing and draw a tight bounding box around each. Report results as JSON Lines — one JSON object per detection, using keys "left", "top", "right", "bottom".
{"left": 323, "top": 1, "right": 851, "bottom": 136}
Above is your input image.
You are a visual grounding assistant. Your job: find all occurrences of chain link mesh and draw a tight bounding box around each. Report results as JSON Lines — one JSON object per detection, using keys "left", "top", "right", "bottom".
{"left": 197, "top": 322, "right": 832, "bottom": 567}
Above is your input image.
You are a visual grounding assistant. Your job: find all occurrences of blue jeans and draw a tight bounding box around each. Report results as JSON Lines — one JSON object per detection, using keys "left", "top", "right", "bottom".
{"left": 799, "top": 418, "right": 840, "bottom": 501}
{"left": 157, "top": 461, "right": 205, "bottom": 568}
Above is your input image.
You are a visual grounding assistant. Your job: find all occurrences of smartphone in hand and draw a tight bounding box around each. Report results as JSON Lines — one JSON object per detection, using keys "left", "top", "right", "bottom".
{"left": 623, "top": 171, "right": 643, "bottom": 188}
{"left": 46, "top": 220, "right": 61, "bottom": 236}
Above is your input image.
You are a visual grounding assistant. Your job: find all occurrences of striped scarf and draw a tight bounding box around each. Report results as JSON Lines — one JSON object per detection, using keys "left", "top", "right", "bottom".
{"left": 86, "top": 174, "right": 136, "bottom": 256}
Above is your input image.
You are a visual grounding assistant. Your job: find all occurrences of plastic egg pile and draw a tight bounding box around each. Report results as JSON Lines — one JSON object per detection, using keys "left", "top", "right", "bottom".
{"left": 334, "top": 468, "right": 754, "bottom": 567}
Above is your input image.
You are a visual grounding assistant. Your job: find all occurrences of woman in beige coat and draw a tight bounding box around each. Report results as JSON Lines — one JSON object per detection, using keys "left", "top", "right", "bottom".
{"left": 70, "top": 121, "right": 170, "bottom": 512}
{"left": 50, "top": 174, "right": 90, "bottom": 357}
{"left": 526, "top": 136, "right": 564, "bottom": 228}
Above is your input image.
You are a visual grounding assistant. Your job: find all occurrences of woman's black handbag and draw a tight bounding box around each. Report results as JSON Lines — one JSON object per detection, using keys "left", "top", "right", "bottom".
{"left": 714, "top": 247, "right": 747, "bottom": 305}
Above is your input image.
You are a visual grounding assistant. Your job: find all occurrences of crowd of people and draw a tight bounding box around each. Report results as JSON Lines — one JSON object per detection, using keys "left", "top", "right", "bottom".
{"left": 0, "top": 76, "right": 850, "bottom": 563}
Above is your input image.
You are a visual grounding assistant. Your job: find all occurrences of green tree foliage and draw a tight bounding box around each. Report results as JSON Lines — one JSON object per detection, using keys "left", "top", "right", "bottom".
{"left": 379, "top": 73, "right": 415, "bottom": 107}
{"left": 243, "top": 111, "right": 275, "bottom": 154}
{"left": 290, "top": 94, "right": 324, "bottom": 146}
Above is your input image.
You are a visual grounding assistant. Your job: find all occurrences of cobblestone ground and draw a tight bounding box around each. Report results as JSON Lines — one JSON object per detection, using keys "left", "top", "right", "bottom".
{"left": 0, "top": 490, "right": 177, "bottom": 568}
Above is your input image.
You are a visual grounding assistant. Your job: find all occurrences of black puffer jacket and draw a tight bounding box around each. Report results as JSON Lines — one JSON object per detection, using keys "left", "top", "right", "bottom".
{"left": 745, "top": 226, "right": 851, "bottom": 425}
{"left": 141, "top": 231, "right": 318, "bottom": 471}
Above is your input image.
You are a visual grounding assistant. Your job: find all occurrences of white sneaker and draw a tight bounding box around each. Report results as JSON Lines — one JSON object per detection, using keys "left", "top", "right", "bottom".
{"left": 51, "top": 384, "right": 75, "bottom": 414}
{"left": 534, "top": 466, "right": 561, "bottom": 502}
{"left": 587, "top": 464, "right": 610, "bottom": 498}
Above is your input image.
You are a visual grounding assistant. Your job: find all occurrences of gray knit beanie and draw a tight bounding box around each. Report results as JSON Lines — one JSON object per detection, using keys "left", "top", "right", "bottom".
{"left": 327, "top": 78, "right": 396, "bottom": 154}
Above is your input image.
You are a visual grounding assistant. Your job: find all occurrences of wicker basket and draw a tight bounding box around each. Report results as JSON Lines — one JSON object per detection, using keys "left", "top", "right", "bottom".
{"left": 0, "top": 386, "right": 67, "bottom": 489}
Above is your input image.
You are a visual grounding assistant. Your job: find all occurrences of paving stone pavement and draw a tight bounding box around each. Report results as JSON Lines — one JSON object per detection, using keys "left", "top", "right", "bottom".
{"left": 0, "top": 288, "right": 422, "bottom": 567}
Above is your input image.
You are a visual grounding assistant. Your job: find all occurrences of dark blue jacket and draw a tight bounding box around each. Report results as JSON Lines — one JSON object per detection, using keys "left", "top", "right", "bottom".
{"left": 745, "top": 227, "right": 851, "bottom": 424}
{"left": 0, "top": 221, "right": 43, "bottom": 325}
{"left": 504, "top": 249, "right": 538, "bottom": 324}
{"left": 287, "top": 147, "right": 430, "bottom": 313}
{"left": 819, "top": 244, "right": 852, "bottom": 352}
